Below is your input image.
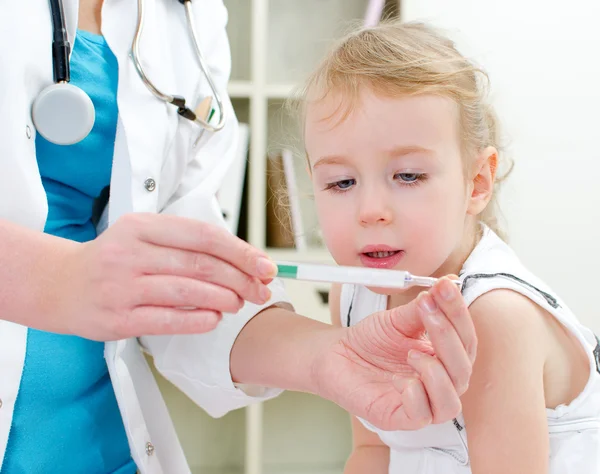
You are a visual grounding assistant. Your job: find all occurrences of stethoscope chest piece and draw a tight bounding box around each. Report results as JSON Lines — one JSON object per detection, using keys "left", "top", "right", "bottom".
{"left": 32, "top": 83, "right": 95, "bottom": 145}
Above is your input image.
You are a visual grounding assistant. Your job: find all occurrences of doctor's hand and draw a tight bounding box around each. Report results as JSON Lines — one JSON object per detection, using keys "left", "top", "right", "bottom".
{"left": 312, "top": 278, "right": 476, "bottom": 431}
{"left": 53, "top": 213, "right": 276, "bottom": 341}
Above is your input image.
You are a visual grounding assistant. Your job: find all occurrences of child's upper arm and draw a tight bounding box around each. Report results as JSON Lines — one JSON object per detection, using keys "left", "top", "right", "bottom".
{"left": 345, "top": 416, "right": 389, "bottom": 474}
{"left": 351, "top": 416, "right": 387, "bottom": 450}
{"left": 329, "top": 283, "right": 342, "bottom": 327}
{"left": 461, "top": 289, "right": 550, "bottom": 474}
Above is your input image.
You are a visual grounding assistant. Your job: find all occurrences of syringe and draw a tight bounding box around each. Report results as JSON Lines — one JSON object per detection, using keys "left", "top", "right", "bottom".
{"left": 275, "top": 261, "right": 462, "bottom": 289}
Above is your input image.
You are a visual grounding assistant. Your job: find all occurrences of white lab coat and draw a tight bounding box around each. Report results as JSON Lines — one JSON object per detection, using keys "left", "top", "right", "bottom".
{"left": 0, "top": 1, "right": 289, "bottom": 472}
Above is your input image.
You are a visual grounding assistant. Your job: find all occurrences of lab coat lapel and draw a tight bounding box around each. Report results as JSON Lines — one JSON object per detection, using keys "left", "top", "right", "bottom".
{"left": 102, "top": 0, "right": 179, "bottom": 215}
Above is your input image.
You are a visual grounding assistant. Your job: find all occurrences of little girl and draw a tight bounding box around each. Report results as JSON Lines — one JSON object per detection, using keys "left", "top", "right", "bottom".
{"left": 297, "top": 21, "right": 600, "bottom": 473}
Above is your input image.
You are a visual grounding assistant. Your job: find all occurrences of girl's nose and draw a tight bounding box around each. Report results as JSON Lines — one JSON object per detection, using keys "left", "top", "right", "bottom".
{"left": 358, "top": 188, "right": 393, "bottom": 227}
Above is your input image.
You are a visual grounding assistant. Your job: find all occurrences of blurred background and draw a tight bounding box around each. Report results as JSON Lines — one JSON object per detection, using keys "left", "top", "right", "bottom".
{"left": 154, "top": 1, "right": 600, "bottom": 473}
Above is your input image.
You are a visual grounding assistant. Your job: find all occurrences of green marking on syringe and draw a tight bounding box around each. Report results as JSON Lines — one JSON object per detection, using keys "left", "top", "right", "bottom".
{"left": 277, "top": 264, "right": 298, "bottom": 279}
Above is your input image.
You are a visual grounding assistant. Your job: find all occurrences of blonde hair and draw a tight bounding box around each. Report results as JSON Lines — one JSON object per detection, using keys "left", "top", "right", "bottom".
{"left": 292, "top": 20, "right": 513, "bottom": 240}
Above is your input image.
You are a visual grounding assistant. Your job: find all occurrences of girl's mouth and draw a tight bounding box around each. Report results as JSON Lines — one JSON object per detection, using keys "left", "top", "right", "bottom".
{"left": 359, "top": 247, "right": 405, "bottom": 269}
{"left": 364, "top": 250, "right": 400, "bottom": 258}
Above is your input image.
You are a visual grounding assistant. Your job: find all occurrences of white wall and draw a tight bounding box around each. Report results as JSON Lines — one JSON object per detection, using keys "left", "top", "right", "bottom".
{"left": 403, "top": 0, "right": 600, "bottom": 333}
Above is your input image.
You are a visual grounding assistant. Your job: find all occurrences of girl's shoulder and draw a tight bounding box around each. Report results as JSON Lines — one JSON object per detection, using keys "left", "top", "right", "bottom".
{"left": 460, "top": 226, "right": 563, "bottom": 312}
{"left": 462, "top": 226, "right": 594, "bottom": 412}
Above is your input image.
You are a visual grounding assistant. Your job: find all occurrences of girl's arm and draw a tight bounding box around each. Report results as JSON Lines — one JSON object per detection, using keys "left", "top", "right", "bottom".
{"left": 328, "top": 284, "right": 390, "bottom": 474}
{"left": 462, "top": 289, "right": 550, "bottom": 474}
{"left": 345, "top": 417, "right": 390, "bottom": 474}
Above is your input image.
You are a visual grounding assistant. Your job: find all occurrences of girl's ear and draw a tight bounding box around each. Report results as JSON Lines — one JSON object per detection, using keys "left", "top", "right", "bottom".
{"left": 467, "top": 146, "right": 497, "bottom": 216}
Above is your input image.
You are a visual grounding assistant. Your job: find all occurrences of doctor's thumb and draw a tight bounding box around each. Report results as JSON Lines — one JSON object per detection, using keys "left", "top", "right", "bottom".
{"left": 384, "top": 297, "right": 429, "bottom": 340}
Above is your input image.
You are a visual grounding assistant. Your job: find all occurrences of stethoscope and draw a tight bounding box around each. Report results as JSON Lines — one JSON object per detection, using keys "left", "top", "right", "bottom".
{"left": 32, "top": 0, "right": 226, "bottom": 146}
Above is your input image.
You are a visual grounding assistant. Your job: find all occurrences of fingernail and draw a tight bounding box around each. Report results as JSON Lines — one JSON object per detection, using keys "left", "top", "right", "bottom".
{"left": 257, "top": 258, "right": 277, "bottom": 278}
{"left": 408, "top": 350, "right": 423, "bottom": 361}
{"left": 259, "top": 285, "right": 272, "bottom": 303}
{"left": 468, "top": 344, "right": 477, "bottom": 361}
{"left": 418, "top": 293, "right": 438, "bottom": 313}
{"left": 427, "top": 311, "right": 445, "bottom": 327}
{"left": 439, "top": 279, "right": 456, "bottom": 301}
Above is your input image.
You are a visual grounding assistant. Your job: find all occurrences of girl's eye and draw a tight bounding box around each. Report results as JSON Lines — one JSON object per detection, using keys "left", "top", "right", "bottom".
{"left": 397, "top": 173, "right": 419, "bottom": 182}
{"left": 336, "top": 179, "right": 355, "bottom": 189}
{"left": 325, "top": 178, "right": 356, "bottom": 192}
{"left": 394, "top": 172, "right": 426, "bottom": 185}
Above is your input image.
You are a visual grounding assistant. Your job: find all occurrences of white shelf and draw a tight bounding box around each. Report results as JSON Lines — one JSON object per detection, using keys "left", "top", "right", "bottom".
{"left": 263, "top": 468, "right": 343, "bottom": 474}
{"left": 265, "top": 84, "right": 297, "bottom": 99}
{"left": 228, "top": 81, "right": 254, "bottom": 98}
{"left": 228, "top": 82, "right": 298, "bottom": 99}
{"left": 224, "top": 1, "right": 376, "bottom": 473}
{"left": 190, "top": 468, "right": 341, "bottom": 474}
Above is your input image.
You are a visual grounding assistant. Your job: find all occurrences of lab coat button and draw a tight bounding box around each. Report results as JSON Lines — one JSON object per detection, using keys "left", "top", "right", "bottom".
{"left": 26, "top": 126, "right": 32, "bottom": 139}
{"left": 145, "top": 442, "right": 155, "bottom": 456}
{"left": 0, "top": 398, "right": 2, "bottom": 409}
{"left": 144, "top": 178, "right": 156, "bottom": 192}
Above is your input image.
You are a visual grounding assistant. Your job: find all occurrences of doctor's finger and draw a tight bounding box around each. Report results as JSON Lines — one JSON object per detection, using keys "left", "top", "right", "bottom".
{"left": 127, "top": 306, "right": 223, "bottom": 336}
{"left": 131, "top": 214, "right": 276, "bottom": 279}
{"left": 406, "top": 350, "right": 462, "bottom": 424}
{"left": 134, "top": 275, "right": 243, "bottom": 314}
{"left": 419, "top": 291, "right": 472, "bottom": 396}
{"left": 429, "top": 277, "right": 477, "bottom": 363}
{"left": 391, "top": 377, "right": 433, "bottom": 430}
{"left": 139, "top": 245, "right": 271, "bottom": 305}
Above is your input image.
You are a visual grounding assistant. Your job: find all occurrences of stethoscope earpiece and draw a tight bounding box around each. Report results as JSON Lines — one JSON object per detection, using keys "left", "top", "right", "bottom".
{"left": 32, "top": 83, "right": 95, "bottom": 146}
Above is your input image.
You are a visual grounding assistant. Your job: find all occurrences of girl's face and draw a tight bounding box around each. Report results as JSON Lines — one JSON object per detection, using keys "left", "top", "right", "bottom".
{"left": 305, "top": 89, "right": 487, "bottom": 294}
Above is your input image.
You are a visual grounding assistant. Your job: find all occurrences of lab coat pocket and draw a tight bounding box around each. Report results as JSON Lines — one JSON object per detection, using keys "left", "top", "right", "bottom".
{"left": 157, "top": 114, "right": 198, "bottom": 209}
{"left": 170, "top": 78, "right": 214, "bottom": 162}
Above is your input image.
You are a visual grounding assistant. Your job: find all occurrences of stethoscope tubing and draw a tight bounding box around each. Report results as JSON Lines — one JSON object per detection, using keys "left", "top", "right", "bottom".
{"left": 131, "top": 0, "right": 226, "bottom": 132}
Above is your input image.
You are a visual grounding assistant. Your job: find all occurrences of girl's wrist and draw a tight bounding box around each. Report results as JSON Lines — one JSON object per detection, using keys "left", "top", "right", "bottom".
{"left": 230, "top": 306, "right": 346, "bottom": 395}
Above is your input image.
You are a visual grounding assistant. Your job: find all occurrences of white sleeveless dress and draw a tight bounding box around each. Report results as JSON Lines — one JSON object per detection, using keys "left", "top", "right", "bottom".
{"left": 340, "top": 226, "right": 600, "bottom": 473}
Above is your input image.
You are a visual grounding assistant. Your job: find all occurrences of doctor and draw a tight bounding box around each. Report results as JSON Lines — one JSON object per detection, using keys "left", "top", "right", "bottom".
{"left": 0, "top": 0, "right": 477, "bottom": 473}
